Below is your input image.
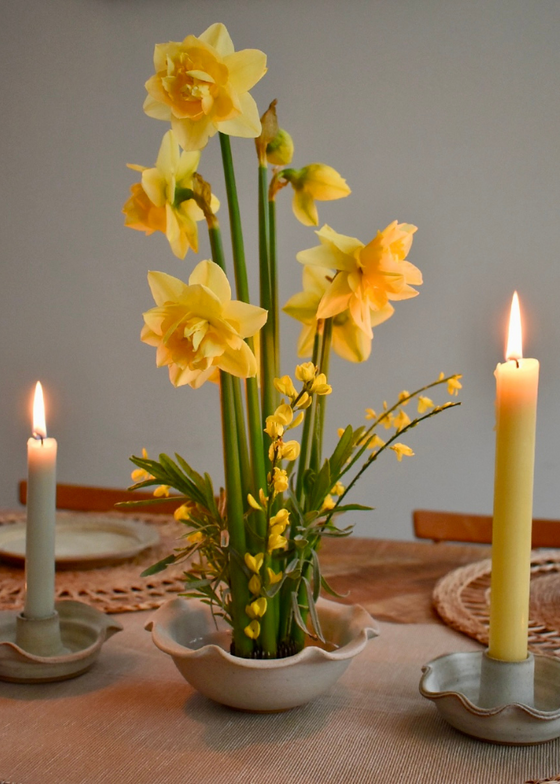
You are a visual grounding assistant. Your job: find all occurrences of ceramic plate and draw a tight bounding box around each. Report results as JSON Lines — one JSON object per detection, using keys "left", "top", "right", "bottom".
{"left": 0, "top": 513, "right": 160, "bottom": 569}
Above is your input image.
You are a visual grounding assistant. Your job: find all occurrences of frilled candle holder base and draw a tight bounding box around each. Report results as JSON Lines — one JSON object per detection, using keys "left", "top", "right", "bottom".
{"left": 0, "top": 600, "right": 123, "bottom": 683}
{"left": 419, "top": 650, "right": 560, "bottom": 744}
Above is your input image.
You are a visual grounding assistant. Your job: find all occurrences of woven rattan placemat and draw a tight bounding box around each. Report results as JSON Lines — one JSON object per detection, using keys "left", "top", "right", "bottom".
{"left": 0, "top": 511, "right": 186, "bottom": 614}
{"left": 434, "top": 550, "right": 560, "bottom": 657}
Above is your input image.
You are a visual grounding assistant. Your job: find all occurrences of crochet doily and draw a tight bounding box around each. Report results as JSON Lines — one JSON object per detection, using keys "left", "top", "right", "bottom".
{"left": 434, "top": 550, "right": 560, "bottom": 657}
{"left": 0, "top": 511, "right": 187, "bottom": 614}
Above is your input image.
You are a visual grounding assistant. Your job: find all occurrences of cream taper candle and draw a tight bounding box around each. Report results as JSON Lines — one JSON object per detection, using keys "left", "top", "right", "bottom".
{"left": 24, "top": 382, "right": 57, "bottom": 620}
{"left": 488, "top": 293, "right": 539, "bottom": 662}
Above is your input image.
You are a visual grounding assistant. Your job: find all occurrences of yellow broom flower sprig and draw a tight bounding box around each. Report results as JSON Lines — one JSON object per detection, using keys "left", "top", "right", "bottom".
{"left": 324, "top": 401, "right": 461, "bottom": 528}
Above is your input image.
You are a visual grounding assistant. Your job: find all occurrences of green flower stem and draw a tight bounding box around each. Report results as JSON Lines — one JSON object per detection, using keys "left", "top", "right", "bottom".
{"left": 310, "top": 318, "right": 333, "bottom": 473}
{"left": 219, "top": 370, "right": 253, "bottom": 658}
{"left": 295, "top": 329, "right": 323, "bottom": 505}
{"left": 268, "top": 197, "right": 280, "bottom": 383}
{"left": 258, "top": 164, "right": 276, "bottom": 424}
{"left": 211, "top": 153, "right": 267, "bottom": 530}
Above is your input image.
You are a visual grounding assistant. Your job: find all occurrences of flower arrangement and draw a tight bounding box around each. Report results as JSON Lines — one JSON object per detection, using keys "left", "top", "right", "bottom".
{"left": 123, "top": 23, "right": 461, "bottom": 660}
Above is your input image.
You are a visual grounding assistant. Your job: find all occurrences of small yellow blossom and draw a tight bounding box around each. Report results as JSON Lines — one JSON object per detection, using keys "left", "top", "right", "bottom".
{"left": 398, "top": 391, "right": 410, "bottom": 406}
{"left": 144, "top": 23, "right": 267, "bottom": 151}
{"left": 295, "top": 392, "right": 312, "bottom": 410}
{"left": 291, "top": 412, "right": 304, "bottom": 429}
{"left": 279, "top": 440, "right": 300, "bottom": 462}
{"left": 281, "top": 164, "right": 351, "bottom": 227}
{"left": 322, "top": 495, "right": 336, "bottom": 510}
{"left": 272, "top": 467, "right": 289, "bottom": 494}
{"left": 244, "top": 552, "right": 264, "bottom": 574}
{"left": 380, "top": 403, "right": 394, "bottom": 430}
{"left": 337, "top": 427, "right": 346, "bottom": 438}
{"left": 174, "top": 503, "right": 192, "bottom": 521}
{"left": 259, "top": 489, "right": 269, "bottom": 507}
{"left": 310, "top": 373, "right": 332, "bottom": 395}
{"left": 393, "top": 409, "right": 411, "bottom": 432}
{"left": 390, "top": 443, "right": 415, "bottom": 462}
{"left": 186, "top": 530, "right": 204, "bottom": 544}
{"left": 295, "top": 362, "right": 316, "bottom": 383}
{"left": 367, "top": 434, "right": 386, "bottom": 450}
{"left": 267, "top": 567, "right": 283, "bottom": 585}
{"left": 131, "top": 448, "right": 152, "bottom": 482}
{"left": 246, "top": 597, "right": 268, "bottom": 619}
{"left": 248, "top": 575, "right": 262, "bottom": 595}
{"left": 264, "top": 417, "right": 284, "bottom": 440}
{"left": 417, "top": 396, "right": 434, "bottom": 414}
{"left": 244, "top": 620, "right": 261, "bottom": 639}
{"left": 247, "top": 493, "right": 263, "bottom": 511}
{"left": 141, "top": 261, "right": 267, "bottom": 389}
{"left": 331, "top": 482, "right": 345, "bottom": 496}
{"left": 153, "top": 484, "right": 171, "bottom": 498}
{"left": 272, "top": 403, "right": 294, "bottom": 426}
{"left": 447, "top": 375, "right": 463, "bottom": 396}
{"left": 270, "top": 509, "right": 290, "bottom": 529}
{"left": 365, "top": 408, "right": 376, "bottom": 420}
{"left": 274, "top": 375, "right": 297, "bottom": 399}
{"left": 268, "top": 533, "right": 288, "bottom": 553}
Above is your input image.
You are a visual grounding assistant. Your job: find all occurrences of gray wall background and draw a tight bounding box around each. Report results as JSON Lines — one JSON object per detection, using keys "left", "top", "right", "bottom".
{"left": 1, "top": 0, "right": 559, "bottom": 539}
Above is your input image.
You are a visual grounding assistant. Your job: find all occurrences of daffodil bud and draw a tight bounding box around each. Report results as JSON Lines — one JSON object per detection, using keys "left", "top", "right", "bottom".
{"left": 266, "top": 128, "right": 294, "bottom": 166}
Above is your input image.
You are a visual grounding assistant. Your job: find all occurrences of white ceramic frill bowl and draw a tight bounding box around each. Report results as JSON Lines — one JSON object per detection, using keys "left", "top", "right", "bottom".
{"left": 145, "top": 597, "right": 379, "bottom": 711}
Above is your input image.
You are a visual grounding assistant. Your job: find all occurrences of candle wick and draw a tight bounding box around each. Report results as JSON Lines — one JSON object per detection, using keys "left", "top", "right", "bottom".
{"left": 515, "top": 358, "right": 520, "bottom": 369}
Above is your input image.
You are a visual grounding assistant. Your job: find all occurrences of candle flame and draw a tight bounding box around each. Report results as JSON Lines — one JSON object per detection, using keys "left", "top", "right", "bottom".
{"left": 506, "top": 291, "right": 523, "bottom": 362}
{"left": 32, "top": 381, "right": 47, "bottom": 439}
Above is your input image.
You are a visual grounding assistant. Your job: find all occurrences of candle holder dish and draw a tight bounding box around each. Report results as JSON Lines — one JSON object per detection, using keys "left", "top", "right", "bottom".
{"left": 420, "top": 649, "right": 560, "bottom": 744}
{"left": 0, "top": 600, "right": 122, "bottom": 683}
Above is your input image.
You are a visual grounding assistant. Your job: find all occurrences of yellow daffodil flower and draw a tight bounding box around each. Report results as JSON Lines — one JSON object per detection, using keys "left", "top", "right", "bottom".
{"left": 417, "top": 396, "right": 434, "bottom": 414}
{"left": 244, "top": 620, "right": 261, "bottom": 639}
{"left": 390, "top": 443, "right": 415, "bottom": 462}
{"left": 141, "top": 260, "right": 267, "bottom": 388}
{"left": 273, "top": 375, "right": 297, "bottom": 399}
{"left": 144, "top": 23, "right": 267, "bottom": 151}
{"left": 123, "top": 130, "right": 220, "bottom": 259}
{"left": 248, "top": 575, "right": 262, "bottom": 595}
{"left": 284, "top": 266, "right": 394, "bottom": 363}
{"left": 393, "top": 409, "right": 411, "bottom": 432}
{"left": 297, "top": 222, "right": 421, "bottom": 337}
{"left": 246, "top": 597, "right": 268, "bottom": 619}
{"left": 244, "top": 552, "right": 264, "bottom": 574}
{"left": 281, "top": 164, "right": 351, "bottom": 226}
{"left": 272, "top": 467, "right": 289, "bottom": 494}
{"left": 267, "top": 567, "right": 283, "bottom": 585}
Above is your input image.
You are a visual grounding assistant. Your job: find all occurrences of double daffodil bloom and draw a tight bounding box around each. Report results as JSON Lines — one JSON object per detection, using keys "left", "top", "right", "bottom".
{"left": 141, "top": 260, "right": 267, "bottom": 388}
{"left": 280, "top": 164, "right": 351, "bottom": 226}
{"left": 124, "top": 131, "right": 220, "bottom": 259}
{"left": 144, "top": 23, "right": 267, "bottom": 151}
{"left": 284, "top": 266, "right": 394, "bottom": 362}
{"left": 297, "top": 223, "right": 422, "bottom": 337}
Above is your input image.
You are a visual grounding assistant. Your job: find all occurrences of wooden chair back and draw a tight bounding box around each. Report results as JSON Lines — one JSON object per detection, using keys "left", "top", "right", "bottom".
{"left": 18, "top": 481, "right": 181, "bottom": 516}
{"left": 413, "top": 509, "right": 560, "bottom": 548}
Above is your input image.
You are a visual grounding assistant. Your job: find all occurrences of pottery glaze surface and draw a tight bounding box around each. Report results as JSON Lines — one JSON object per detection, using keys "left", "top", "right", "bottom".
{"left": 146, "top": 597, "right": 379, "bottom": 711}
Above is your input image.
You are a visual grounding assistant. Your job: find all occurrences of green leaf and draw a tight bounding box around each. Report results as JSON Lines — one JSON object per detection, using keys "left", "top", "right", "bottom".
{"left": 328, "top": 425, "right": 354, "bottom": 477}
{"left": 140, "top": 554, "right": 176, "bottom": 577}
{"left": 310, "top": 549, "right": 321, "bottom": 603}
{"left": 303, "top": 577, "right": 324, "bottom": 642}
{"left": 320, "top": 573, "right": 349, "bottom": 599}
{"left": 332, "top": 504, "right": 374, "bottom": 513}
{"left": 290, "top": 591, "right": 308, "bottom": 635}
{"left": 115, "top": 496, "right": 187, "bottom": 509}
{"left": 309, "top": 460, "right": 331, "bottom": 511}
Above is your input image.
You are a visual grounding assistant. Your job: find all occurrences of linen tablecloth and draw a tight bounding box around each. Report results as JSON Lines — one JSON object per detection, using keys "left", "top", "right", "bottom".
{"left": 0, "top": 612, "right": 558, "bottom": 784}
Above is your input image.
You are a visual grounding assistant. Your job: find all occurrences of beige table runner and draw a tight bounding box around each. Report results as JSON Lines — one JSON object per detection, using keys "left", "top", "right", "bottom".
{"left": 0, "top": 615, "right": 558, "bottom": 784}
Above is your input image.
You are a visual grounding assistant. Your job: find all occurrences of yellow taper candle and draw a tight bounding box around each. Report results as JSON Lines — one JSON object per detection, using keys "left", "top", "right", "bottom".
{"left": 488, "top": 292, "right": 539, "bottom": 661}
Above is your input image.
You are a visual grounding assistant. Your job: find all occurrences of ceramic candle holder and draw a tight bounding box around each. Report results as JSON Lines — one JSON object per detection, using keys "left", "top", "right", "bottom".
{"left": 0, "top": 600, "right": 122, "bottom": 683}
{"left": 420, "top": 649, "right": 560, "bottom": 744}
